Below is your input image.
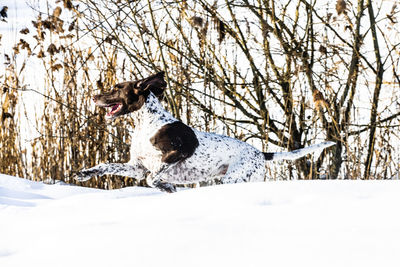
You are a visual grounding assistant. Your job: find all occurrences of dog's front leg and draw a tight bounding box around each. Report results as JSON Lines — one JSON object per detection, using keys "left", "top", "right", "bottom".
{"left": 146, "top": 163, "right": 177, "bottom": 193}
{"left": 75, "top": 162, "right": 149, "bottom": 182}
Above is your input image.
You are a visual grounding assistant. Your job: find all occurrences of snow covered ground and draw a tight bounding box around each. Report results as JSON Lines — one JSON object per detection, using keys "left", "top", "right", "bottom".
{"left": 1, "top": 174, "right": 399, "bottom": 267}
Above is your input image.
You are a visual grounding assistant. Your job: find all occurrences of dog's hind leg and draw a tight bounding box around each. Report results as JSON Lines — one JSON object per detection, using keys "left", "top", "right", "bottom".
{"left": 221, "top": 164, "right": 265, "bottom": 184}
{"left": 220, "top": 153, "right": 266, "bottom": 184}
{"left": 75, "top": 162, "right": 149, "bottom": 182}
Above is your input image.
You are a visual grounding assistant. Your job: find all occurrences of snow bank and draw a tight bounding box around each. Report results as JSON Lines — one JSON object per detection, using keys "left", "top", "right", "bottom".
{"left": 1, "top": 174, "right": 400, "bottom": 267}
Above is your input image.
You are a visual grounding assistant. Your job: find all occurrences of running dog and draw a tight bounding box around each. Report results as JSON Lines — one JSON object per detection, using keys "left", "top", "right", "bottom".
{"left": 75, "top": 71, "right": 334, "bottom": 192}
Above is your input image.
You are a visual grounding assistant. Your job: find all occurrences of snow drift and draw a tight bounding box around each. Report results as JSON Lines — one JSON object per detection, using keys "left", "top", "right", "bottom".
{"left": 1, "top": 174, "right": 400, "bottom": 267}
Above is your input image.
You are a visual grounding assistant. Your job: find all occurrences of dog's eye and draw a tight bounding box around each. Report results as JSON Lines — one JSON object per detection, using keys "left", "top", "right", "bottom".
{"left": 127, "top": 90, "right": 139, "bottom": 104}
{"left": 115, "top": 84, "right": 123, "bottom": 89}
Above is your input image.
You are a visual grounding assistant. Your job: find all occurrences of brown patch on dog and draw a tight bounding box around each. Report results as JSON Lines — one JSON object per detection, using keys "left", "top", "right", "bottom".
{"left": 150, "top": 121, "right": 199, "bottom": 164}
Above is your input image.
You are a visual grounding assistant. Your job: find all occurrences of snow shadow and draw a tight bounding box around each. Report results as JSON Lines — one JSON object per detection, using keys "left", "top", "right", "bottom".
{"left": 0, "top": 186, "right": 51, "bottom": 207}
{"left": 0, "top": 249, "right": 14, "bottom": 257}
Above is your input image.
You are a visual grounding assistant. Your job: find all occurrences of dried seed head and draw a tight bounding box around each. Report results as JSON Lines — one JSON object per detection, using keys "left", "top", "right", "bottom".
{"left": 47, "top": 43, "right": 59, "bottom": 55}
{"left": 191, "top": 16, "right": 204, "bottom": 28}
{"left": 20, "top": 28, "right": 30, "bottom": 34}
{"left": 0, "top": 6, "right": 8, "bottom": 19}
{"left": 336, "top": 0, "right": 347, "bottom": 16}
{"left": 53, "top": 6, "right": 62, "bottom": 18}
{"left": 319, "top": 45, "right": 327, "bottom": 55}
{"left": 37, "top": 50, "right": 45, "bottom": 58}
{"left": 313, "top": 89, "right": 329, "bottom": 110}
{"left": 63, "top": 0, "right": 73, "bottom": 10}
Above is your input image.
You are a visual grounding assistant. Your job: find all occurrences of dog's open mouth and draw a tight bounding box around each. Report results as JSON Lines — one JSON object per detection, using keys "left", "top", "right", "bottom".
{"left": 105, "top": 103, "right": 122, "bottom": 118}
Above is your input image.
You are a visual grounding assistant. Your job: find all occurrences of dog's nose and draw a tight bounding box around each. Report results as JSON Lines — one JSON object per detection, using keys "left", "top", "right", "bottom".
{"left": 93, "top": 95, "right": 98, "bottom": 102}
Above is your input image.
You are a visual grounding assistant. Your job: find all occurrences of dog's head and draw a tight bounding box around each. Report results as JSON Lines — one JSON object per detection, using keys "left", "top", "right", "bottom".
{"left": 93, "top": 71, "right": 167, "bottom": 119}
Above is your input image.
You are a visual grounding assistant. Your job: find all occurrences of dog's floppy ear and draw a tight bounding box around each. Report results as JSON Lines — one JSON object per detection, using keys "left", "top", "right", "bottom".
{"left": 134, "top": 71, "right": 167, "bottom": 96}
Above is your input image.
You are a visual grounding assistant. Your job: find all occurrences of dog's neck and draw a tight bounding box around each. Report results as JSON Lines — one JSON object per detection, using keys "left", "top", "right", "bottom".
{"left": 131, "top": 92, "right": 177, "bottom": 133}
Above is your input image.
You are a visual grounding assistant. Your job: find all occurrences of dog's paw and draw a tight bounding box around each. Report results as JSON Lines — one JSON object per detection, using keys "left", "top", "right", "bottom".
{"left": 73, "top": 170, "right": 95, "bottom": 182}
{"left": 153, "top": 180, "right": 177, "bottom": 193}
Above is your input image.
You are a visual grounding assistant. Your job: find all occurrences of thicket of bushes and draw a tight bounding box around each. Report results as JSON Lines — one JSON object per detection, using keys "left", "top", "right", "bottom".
{"left": 1, "top": 0, "right": 399, "bottom": 188}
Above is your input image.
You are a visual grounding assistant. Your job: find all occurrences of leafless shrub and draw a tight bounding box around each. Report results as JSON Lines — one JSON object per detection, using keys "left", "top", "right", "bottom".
{"left": 1, "top": 0, "right": 400, "bottom": 186}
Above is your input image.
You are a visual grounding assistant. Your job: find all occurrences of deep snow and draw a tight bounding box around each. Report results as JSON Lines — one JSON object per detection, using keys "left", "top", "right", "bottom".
{"left": 1, "top": 174, "right": 400, "bottom": 267}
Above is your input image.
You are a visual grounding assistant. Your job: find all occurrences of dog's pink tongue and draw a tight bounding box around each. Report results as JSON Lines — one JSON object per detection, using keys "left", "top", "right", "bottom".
{"left": 111, "top": 104, "right": 119, "bottom": 112}
{"left": 107, "top": 104, "right": 119, "bottom": 116}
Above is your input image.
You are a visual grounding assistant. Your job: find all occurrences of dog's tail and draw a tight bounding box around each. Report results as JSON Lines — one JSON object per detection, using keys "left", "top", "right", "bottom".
{"left": 263, "top": 141, "right": 335, "bottom": 161}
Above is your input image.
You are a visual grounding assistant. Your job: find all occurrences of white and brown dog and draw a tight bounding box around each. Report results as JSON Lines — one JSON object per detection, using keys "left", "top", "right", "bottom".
{"left": 76, "top": 72, "right": 334, "bottom": 192}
